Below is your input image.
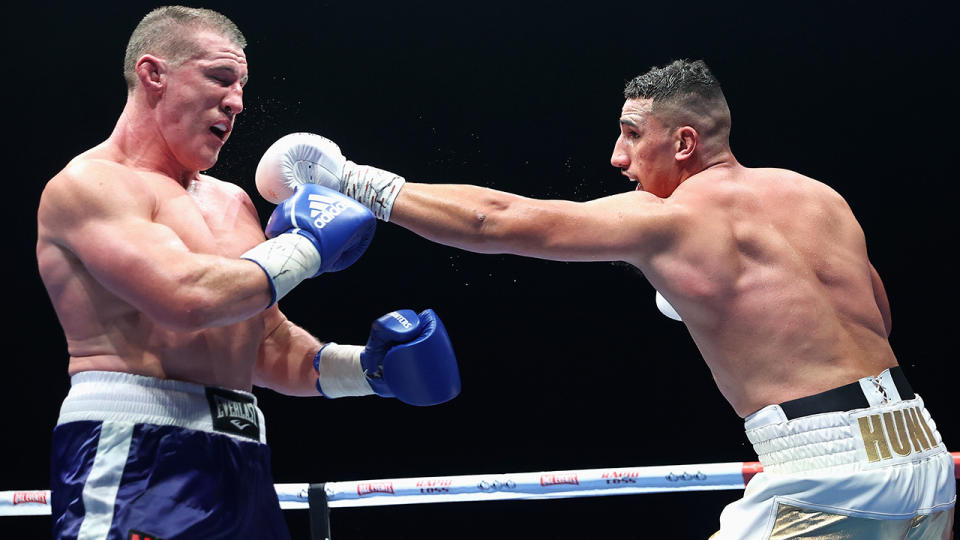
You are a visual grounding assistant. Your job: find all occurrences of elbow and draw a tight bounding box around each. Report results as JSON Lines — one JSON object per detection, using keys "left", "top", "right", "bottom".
{"left": 472, "top": 209, "right": 495, "bottom": 239}
{"left": 178, "top": 294, "right": 223, "bottom": 331}
{"left": 472, "top": 196, "right": 504, "bottom": 234}
{"left": 467, "top": 211, "right": 513, "bottom": 253}
{"left": 429, "top": 205, "right": 505, "bottom": 252}
{"left": 145, "top": 286, "right": 225, "bottom": 332}
{"left": 148, "top": 299, "right": 215, "bottom": 332}
{"left": 467, "top": 198, "right": 527, "bottom": 250}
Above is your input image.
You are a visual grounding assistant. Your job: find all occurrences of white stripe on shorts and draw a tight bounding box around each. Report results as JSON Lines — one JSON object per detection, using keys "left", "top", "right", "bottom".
{"left": 76, "top": 421, "right": 135, "bottom": 540}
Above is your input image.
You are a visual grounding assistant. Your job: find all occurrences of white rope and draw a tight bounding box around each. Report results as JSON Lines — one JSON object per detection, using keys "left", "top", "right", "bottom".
{"left": 1, "top": 460, "right": 755, "bottom": 516}
{"left": 3, "top": 453, "right": 956, "bottom": 516}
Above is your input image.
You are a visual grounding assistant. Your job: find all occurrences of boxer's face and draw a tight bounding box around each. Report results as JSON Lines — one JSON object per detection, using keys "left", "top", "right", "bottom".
{"left": 610, "top": 98, "right": 680, "bottom": 198}
{"left": 156, "top": 31, "right": 247, "bottom": 172}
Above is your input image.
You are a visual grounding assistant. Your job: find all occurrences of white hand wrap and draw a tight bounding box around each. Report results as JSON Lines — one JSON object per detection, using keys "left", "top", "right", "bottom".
{"left": 241, "top": 233, "right": 321, "bottom": 306}
{"left": 315, "top": 343, "right": 374, "bottom": 398}
{"left": 341, "top": 161, "right": 406, "bottom": 222}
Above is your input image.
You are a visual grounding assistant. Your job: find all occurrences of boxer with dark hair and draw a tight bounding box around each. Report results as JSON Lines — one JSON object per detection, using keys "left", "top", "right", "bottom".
{"left": 258, "top": 59, "right": 954, "bottom": 538}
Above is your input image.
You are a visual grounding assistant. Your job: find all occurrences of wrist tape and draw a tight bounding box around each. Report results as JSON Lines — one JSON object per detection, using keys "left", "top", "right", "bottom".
{"left": 342, "top": 161, "right": 405, "bottom": 222}
{"left": 241, "top": 232, "right": 321, "bottom": 306}
{"left": 314, "top": 343, "right": 373, "bottom": 398}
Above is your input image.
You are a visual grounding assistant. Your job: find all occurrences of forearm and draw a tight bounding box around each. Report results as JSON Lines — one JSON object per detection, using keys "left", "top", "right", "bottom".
{"left": 254, "top": 135, "right": 525, "bottom": 253}
{"left": 87, "top": 245, "right": 274, "bottom": 332}
{"left": 253, "top": 308, "right": 461, "bottom": 406}
{"left": 252, "top": 132, "right": 627, "bottom": 262}
{"left": 390, "top": 182, "right": 542, "bottom": 254}
{"left": 255, "top": 322, "right": 373, "bottom": 398}
{"left": 254, "top": 315, "right": 325, "bottom": 396}
{"left": 169, "top": 256, "right": 274, "bottom": 329}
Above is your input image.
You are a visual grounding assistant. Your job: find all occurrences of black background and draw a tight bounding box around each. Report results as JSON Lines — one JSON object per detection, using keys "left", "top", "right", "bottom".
{"left": 4, "top": 1, "right": 958, "bottom": 538}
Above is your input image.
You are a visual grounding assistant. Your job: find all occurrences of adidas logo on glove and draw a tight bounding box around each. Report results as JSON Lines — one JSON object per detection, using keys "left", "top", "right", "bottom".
{"left": 308, "top": 193, "right": 347, "bottom": 229}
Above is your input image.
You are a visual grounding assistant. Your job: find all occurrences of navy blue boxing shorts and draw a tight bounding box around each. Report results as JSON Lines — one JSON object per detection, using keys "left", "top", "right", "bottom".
{"left": 50, "top": 371, "right": 291, "bottom": 540}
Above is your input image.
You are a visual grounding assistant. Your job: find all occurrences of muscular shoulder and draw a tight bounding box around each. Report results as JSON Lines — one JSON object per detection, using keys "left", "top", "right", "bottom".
{"left": 198, "top": 174, "right": 258, "bottom": 207}
{"left": 198, "top": 173, "right": 245, "bottom": 194}
{"left": 764, "top": 169, "right": 856, "bottom": 229}
{"left": 685, "top": 167, "right": 851, "bottom": 217}
{"left": 755, "top": 168, "right": 847, "bottom": 204}
{"left": 39, "top": 157, "right": 160, "bottom": 249}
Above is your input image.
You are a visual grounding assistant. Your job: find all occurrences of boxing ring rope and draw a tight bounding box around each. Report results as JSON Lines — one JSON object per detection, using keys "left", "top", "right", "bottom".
{"left": 4, "top": 453, "right": 958, "bottom": 518}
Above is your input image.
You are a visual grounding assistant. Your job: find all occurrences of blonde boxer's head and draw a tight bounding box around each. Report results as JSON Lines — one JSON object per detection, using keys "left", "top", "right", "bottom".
{"left": 123, "top": 6, "right": 247, "bottom": 93}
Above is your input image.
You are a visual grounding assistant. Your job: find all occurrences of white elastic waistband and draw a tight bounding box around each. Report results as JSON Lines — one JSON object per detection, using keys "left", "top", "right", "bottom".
{"left": 58, "top": 371, "right": 267, "bottom": 444}
{"left": 744, "top": 393, "right": 944, "bottom": 475}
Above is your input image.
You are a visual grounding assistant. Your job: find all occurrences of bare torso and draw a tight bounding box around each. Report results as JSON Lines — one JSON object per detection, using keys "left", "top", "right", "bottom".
{"left": 637, "top": 165, "right": 896, "bottom": 416}
{"left": 37, "top": 144, "right": 271, "bottom": 390}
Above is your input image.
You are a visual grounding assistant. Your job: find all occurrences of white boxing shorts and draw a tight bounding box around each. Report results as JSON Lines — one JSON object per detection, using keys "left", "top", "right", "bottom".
{"left": 713, "top": 366, "right": 955, "bottom": 539}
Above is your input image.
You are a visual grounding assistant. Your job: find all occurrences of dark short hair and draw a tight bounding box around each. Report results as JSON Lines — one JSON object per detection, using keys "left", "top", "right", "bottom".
{"left": 624, "top": 59, "right": 730, "bottom": 136}
{"left": 123, "top": 6, "right": 246, "bottom": 91}
{"left": 625, "top": 59, "right": 723, "bottom": 104}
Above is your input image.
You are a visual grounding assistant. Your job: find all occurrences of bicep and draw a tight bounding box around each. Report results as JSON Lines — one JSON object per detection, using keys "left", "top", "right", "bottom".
{"left": 41, "top": 167, "right": 193, "bottom": 308}
{"left": 66, "top": 210, "right": 198, "bottom": 307}
{"left": 487, "top": 192, "right": 679, "bottom": 262}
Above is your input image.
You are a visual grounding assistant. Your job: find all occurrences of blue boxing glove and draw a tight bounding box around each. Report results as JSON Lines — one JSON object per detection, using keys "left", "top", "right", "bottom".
{"left": 242, "top": 184, "right": 375, "bottom": 305}
{"left": 264, "top": 184, "right": 375, "bottom": 273}
{"left": 362, "top": 309, "right": 461, "bottom": 405}
{"left": 313, "top": 309, "right": 461, "bottom": 406}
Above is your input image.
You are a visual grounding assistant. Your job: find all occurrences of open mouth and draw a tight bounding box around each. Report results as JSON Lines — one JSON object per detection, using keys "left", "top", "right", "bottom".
{"left": 210, "top": 123, "right": 228, "bottom": 140}
{"left": 622, "top": 170, "right": 643, "bottom": 191}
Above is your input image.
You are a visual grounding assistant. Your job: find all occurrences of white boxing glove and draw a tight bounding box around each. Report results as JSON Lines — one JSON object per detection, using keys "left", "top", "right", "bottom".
{"left": 255, "top": 132, "right": 405, "bottom": 221}
{"left": 255, "top": 132, "right": 345, "bottom": 203}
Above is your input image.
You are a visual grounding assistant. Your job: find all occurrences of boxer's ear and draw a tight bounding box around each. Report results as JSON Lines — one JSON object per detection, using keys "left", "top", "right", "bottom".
{"left": 136, "top": 55, "right": 166, "bottom": 95}
{"left": 675, "top": 126, "right": 698, "bottom": 162}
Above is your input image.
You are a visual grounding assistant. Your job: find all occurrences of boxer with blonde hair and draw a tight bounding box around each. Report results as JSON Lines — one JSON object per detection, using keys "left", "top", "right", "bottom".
{"left": 37, "top": 6, "right": 460, "bottom": 539}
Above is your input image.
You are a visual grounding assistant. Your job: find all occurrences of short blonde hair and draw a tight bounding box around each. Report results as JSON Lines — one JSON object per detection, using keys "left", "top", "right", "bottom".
{"left": 123, "top": 6, "right": 246, "bottom": 91}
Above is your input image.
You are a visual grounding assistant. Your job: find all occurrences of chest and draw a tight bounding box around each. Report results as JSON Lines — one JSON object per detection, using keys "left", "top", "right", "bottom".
{"left": 154, "top": 179, "right": 264, "bottom": 257}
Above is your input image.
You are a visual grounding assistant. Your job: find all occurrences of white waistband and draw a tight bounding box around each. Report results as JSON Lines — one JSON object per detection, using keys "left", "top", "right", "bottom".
{"left": 58, "top": 371, "right": 267, "bottom": 444}
{"left": 744, "top": 393, "right": 944, "bottom": 475}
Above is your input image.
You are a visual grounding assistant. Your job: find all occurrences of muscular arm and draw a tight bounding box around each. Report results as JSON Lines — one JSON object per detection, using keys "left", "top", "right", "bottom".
{"left": 389, "top": 182, "right": 681, "bottom": 263}
{"left": 38, "top": 160, "right": 273, "bottom": 331}
{"left": 253, "top": 307, "right": 323, "bottom": 396}
{"left": 256, "top": 134, "right": 681, "bottom": 263}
